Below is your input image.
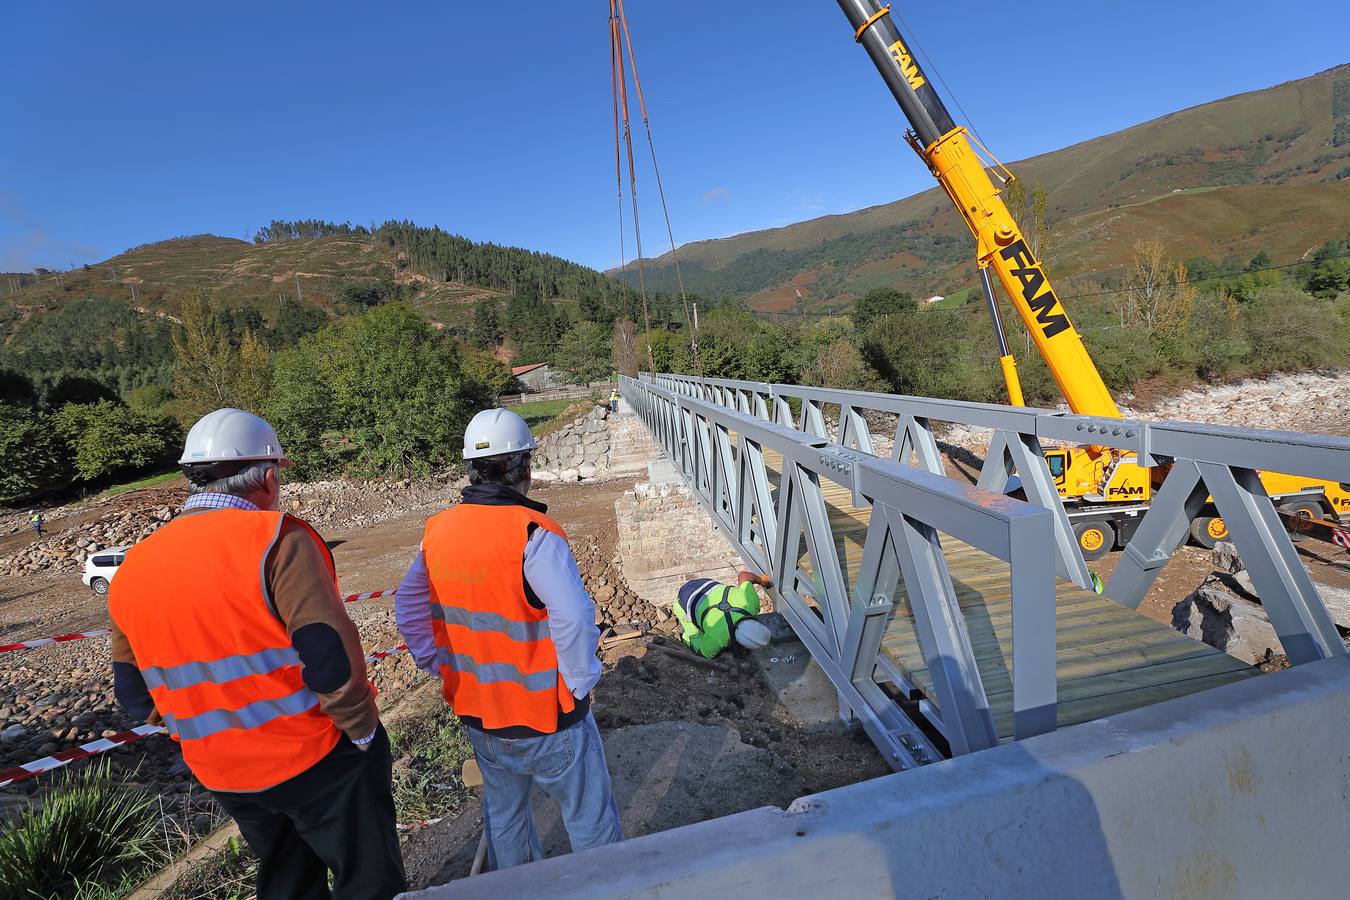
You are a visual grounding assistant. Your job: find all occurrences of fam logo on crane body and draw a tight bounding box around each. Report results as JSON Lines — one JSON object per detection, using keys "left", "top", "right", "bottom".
{"left": 887, "top": 39, "right": 926, "bottom": 91}
{"left": 999, "top": 240, "right": 1071, "bottom": 339}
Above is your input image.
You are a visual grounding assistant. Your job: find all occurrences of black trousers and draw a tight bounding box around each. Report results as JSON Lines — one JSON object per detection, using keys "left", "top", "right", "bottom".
{"left": 212, "top": 725, "right": 406, "bottom": 900}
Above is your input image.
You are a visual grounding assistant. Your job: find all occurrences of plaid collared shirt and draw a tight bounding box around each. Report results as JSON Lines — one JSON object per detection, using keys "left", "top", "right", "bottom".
{"left": 182, "top": 492, "right": 262, "bottom": 513}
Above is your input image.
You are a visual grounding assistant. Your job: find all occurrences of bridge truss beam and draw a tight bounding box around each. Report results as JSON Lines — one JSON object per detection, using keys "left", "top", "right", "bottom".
{"left": 622, "top": 375, "right": 1059, "bottom": 767}
{"left": 623, "top": 373, "right": 1350, "bottom": 764}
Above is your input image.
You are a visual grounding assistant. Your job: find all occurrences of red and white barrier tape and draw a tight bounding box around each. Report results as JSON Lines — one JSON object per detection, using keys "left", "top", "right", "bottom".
{"left": 0, "top": 629, "right": 113, "bottom": 654}
{"left": 365, "top": 644, "right": 410, "bottom": 665}
{"left": 0, "top": 724, "right": 165, "bottom": 788}
{"left": 344, "top": 588, "right": 397, "bottom": 604}
{"left": 0, "top": 644, "right": 414, "bottom": 787}
{"left": 0, "top": 588, "right": 397, "bottom": 654}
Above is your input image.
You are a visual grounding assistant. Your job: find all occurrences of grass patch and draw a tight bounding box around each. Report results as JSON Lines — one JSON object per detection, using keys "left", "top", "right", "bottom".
{"left": 0, "top": 761, "right": 161, "bottom": 899}
{"left": 161, "top": 836, "right": 257, "bottom": 900}
{"left": 98, "top": 469, "right": 181, "bottom": 499}
{"left": 388, "top": 705, "right": 476, "bottom": 825}
{"left": 511, "top": 397, "right": 582, "bottom": 430}
{"left": 930, "top": 287, "right": 973, "bottom": 309}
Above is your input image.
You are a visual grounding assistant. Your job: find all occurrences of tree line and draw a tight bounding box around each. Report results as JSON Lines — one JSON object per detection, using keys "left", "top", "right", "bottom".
{"left": 2, "top": 224, "right": 1346, "bottom": 506}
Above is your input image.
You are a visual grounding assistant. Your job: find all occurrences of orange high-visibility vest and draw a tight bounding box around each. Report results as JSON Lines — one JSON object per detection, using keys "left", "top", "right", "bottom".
{"left": 422, "top": 503, "right": 575, "bottom": 733}
{"left": 109, "top": 510, "right": 343, "bottom": 792}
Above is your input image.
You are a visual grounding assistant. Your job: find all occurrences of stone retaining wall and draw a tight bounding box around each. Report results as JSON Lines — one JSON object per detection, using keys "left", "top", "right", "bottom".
{"left": 532, "top": 405, "right": 612, "bottom": 483}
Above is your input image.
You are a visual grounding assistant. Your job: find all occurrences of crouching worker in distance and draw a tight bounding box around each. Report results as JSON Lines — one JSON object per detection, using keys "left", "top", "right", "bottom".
{"left": 109, "top": 409, "right": 405, "bottom": 900}
{"left": 395, "top": 408, "right": 623, "bottom": 870}
{"left": 674, "top": 571, "right": 773, "bottom": 658}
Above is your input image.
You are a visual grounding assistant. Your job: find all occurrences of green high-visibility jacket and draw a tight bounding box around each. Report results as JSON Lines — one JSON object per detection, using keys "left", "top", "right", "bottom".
{"left": 672, "top": 581, "right": 760, "bottom": 658}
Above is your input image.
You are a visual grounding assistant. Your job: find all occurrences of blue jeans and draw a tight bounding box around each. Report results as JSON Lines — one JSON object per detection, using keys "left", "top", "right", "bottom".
{"left": 465, "top": 712, "right": 622, "bottom": 869}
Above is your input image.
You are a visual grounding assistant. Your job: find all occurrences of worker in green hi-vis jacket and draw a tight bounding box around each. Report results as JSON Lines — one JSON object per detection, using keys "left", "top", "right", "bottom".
{"left": 672, "top": 571, "right": 773, "bottom": 658}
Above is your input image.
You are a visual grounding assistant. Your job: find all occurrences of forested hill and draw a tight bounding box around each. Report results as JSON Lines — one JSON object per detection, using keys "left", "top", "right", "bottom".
{"left": 0, "top": 220, "right": 666, "bottom": 400}
{"left": 5, "top": 221, "right": 633, "bottom": 327}
{"left": 615, "top": 64, "right": 1350, "bottom": 314}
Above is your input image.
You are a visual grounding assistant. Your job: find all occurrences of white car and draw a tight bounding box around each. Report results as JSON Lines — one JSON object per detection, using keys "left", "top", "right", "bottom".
{"left": 82, "top": 546, "right": 130, "bottom": 595}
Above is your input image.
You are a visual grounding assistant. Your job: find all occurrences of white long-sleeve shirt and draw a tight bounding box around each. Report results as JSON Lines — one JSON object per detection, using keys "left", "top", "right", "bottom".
{"left": 395, "top": 528, "right": 602, "bottom": 699}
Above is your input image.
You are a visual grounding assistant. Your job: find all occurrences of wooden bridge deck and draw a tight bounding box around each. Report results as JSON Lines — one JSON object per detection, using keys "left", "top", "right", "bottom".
{"left": 757, "top": 448, "right": 1256, "bottom": 744}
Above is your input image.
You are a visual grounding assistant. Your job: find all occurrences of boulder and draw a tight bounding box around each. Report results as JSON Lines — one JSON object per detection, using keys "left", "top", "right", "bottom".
{"left": 578, "top": 464, "right": 598, "bottom": 480}
{"left": 559, "top": 468, "right": 580, "bottom": 484}
{"left": 1172, "top": 575, "right": 1282, "bottom": 664}
{"left": 1212, "top": 541, "right": 1242, "bottom": 574}
{"left": 1225, "top": 568, "right": 1350, "bottom": 630}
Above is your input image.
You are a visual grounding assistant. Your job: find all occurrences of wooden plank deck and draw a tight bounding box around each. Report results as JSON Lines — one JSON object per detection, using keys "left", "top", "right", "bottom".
{"left": 754, "top": 446, "right": 1257, "bottom": 744}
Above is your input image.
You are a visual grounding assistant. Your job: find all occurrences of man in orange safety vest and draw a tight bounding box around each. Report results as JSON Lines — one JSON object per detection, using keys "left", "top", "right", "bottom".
{"left": 110, "top": 408, "right": 405, "bottom": 899}
{"left": 395, "top": 407, "right": 623, "bottom": 869}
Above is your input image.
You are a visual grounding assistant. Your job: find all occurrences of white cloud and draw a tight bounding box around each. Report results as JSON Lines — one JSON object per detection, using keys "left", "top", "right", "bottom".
{"left": 702, "top": 186, "right": 730, "bottom": 205}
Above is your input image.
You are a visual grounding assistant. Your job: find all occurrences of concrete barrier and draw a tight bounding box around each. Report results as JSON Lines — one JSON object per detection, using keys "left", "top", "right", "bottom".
{"left": 405, "top": 657, "right": 1350, "bottom": 899}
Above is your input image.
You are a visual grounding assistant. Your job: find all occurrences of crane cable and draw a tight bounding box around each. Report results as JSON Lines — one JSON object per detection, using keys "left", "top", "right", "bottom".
{"left": 609, "top": 8, "right": 627, "bottom": 287}
{"left": 613, "top": 0, "right": 705, "bottom": 382}
{"left": 610, "top": 0, "right": 655, "bottom": 374}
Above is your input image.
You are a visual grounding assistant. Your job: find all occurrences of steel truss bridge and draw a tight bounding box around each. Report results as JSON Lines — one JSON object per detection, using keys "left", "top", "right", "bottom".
{"left": 621, "top": 373, "right": 1350, "bottom": 766}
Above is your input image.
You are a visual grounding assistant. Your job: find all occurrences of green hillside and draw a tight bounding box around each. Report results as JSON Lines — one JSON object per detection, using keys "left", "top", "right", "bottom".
{"left": 0, "top": 221, "right": 651, "bottom": 397}
{"left": 617, "top": 64, "right": 1350, "bottom": 313}
{"left": 8, "top": 232, "right": 539, "bottom": 329}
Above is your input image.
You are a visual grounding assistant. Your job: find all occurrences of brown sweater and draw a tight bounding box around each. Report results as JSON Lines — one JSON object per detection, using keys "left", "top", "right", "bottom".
{"left": 110, "top": 508, "right": 379, "bottom": 741}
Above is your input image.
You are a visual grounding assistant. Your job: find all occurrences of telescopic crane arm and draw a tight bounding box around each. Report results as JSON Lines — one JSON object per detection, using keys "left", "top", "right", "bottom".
{"left": 837, "top": 0, "right": 1121, "bottom": 419}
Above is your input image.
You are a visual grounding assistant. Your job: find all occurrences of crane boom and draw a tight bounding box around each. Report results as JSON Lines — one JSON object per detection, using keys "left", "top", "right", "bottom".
{"left": 836, "top": 0, "right": 1121, "bottom": 419}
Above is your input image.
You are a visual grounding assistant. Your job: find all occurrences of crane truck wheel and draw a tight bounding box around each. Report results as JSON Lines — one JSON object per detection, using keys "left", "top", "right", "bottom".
{"left": 1279, "top": 500, "right": 1322, "bottom": 543}
{"left": 1189, "top": 515, "right": 1229, "bottom": 549}
{"left": 1073, "top": 521, "right": 1114, "bottom": 561}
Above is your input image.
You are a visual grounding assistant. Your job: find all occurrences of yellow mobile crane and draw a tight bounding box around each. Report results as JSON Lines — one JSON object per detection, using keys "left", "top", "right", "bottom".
{"left": 837, "top": 0, "right": 1349, "bottom": 558}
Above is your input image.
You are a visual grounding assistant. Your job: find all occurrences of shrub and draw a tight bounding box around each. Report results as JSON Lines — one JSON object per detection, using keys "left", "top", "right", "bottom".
{"left": 52, "top": 401, "right": 180, "bottom": 484}
{"left": 860, "top": 309, "right": 965, "bottom": 398}
{"left": 1242, "top": 286, "right": 1348, "bottom": 373}
{"left": 851, "top": 288, "right": 918, "bottom": 333}
{"left": 268, "top": 304, "right": 497, "bottom": 478}
{"left": 553, "top": 322, "right": 614, "bottom": 385}
{"left": 0, "top": 761, "right": 159, "bottom": 898}
{"left": 0, "top": 404, "right": 70, "bottom": 502}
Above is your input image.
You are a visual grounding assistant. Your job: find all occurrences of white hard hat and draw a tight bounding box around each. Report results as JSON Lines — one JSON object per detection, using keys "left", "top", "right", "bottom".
{"left": 734, "top": 619, "right": 771, "bottom": 651}
{"left": 179, "top": 408, "right": 292, "bottom": 468}
{"left": 463, "top": 408, "right": 537, "bottom": 460}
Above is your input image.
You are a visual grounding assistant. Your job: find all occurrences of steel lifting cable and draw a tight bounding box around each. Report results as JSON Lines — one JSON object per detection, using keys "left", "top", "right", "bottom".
{"left": 610, "top": 0, "right": 656, "bottom": 374}
{"left": 613, "top": 0, "right": 704, "bottom": 381}
{"left": 609, "top": 5, "right": 627, "bottom": 279}
{"left": 885, "top": 5, "right": 993, "bottom": 157}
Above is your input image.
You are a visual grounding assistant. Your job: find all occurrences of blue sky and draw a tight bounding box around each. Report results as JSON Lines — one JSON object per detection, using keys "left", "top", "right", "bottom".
{"left": 2, "top": 1, "right": 1347, "bottom": 273}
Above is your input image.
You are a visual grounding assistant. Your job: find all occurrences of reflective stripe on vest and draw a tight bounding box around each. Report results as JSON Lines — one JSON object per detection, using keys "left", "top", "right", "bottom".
{"left": 109, "top": 509, "right": 343, "bottom": 792}
{"left": 430, "top": 604, "right": 552, "bottom": 643}
{"left": 434, "top": 648, "right": 559, "bottom": 693}
{"left": 422, "top": 502, "right": 576, "bottom": 733}
{"left": 142, "top": 646, "right": 303, "bottom": 691}
{"left": 165, "top": 686, "right": 320, "bottom": 741}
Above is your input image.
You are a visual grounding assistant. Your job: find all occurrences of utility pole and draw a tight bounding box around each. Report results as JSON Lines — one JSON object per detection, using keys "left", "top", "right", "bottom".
{"left": 295, "top": 273, "right": 303, "bottom": 306}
